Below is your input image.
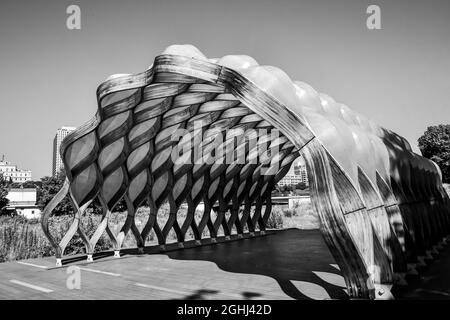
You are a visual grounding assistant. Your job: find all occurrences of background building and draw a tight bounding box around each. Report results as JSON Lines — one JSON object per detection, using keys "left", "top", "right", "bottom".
{"left": 277, "top": 157, "right": 309, "bottom": 187}
{"left": 52, "top": 126, "right": 75, "bottom": 176}
{"left": 293, "top": 162, "right": 308, "bottom": 185}
{"left": 0, "top": 156, "right": 32, "bottom": 183}
{"left": 5, "top": 188, "right": 41, "bottom": 219}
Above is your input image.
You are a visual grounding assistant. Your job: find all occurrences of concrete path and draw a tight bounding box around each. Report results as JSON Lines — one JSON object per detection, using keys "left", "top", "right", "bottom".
{"left": 0, "top": 229, "right": 348, "bottom": 300}
{"left": 1, "top": 228, "right": 449, "bottom": 300}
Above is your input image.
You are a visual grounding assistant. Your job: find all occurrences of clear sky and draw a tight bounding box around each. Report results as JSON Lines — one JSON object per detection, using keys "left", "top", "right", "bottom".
{"left": 1, "top": 0, "right": 449, "bottom": 179}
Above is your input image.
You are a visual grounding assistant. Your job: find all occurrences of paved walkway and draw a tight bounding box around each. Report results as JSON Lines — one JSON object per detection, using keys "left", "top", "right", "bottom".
{"left": 0, "top": 228, "right": 449, "bottom": 300}
{"left": 0, "top": 229, "right": 348, "bottom": 300}
{"left": 395, "top": 241, "right": 450, "bottom": 299}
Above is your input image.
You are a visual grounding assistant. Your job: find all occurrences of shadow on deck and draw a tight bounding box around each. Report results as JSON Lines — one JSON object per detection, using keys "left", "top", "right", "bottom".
{"left": 163, "top": 229, "right": 349, "bottom": 300}
{"left": 1, "top": 229, "right": 352, "bottom": 300}
{"left": 73, "top": 228, "right": 349, "bottom": 300}
{"left": 3, "top": 228, "right": 450, "bottom": 299}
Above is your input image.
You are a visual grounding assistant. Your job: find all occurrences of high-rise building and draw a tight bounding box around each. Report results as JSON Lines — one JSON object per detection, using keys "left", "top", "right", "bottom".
{"left": 0, "top": 155, "right": 32, "bottom": 183}
{"left": 293, "top": 162, "right": 308, "bottom": 185}
{"left": 277, "top": 156, "right": 309, "bottom": 187}
{"left": 52, "top": 127, "right": 76, "bottom": 176}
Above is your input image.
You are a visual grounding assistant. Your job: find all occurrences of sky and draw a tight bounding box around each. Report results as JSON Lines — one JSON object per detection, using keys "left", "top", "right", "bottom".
{"left": 0, "top": 0, "right": 449, "bottom": 179}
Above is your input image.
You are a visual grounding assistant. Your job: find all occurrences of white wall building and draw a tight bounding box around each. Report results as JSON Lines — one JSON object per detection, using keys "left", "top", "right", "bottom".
{"left": 0, "top": 157, "right": 32, "bottom": 183}
{"left": 6, "top": 188, "right": 41, "bottom": 219}
{"left": 293, "top": 162, "right": 308, "bottom": 185}
{"left": 277, "top": 157, "right": 309, "bottom": 187}
{"left": 52, "top": 126, "right": 76, "bottom": 176}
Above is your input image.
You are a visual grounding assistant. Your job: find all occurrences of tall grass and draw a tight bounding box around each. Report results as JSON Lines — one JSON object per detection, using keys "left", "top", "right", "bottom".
{"left": 280, "top": 199, "right": 320, "bottom": 229}
{"left": 0, "top": 199, "right": 318, "bottom": 263}
{"left": 0, "top": 216, "right": 53, "bottom": 262}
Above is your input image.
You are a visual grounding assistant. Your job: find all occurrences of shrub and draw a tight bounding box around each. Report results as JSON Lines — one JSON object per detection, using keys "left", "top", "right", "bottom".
{"left": 283, "top": 208, "right": 295, "bottom": 218}
{"left": 266, "top": 207, "right": 284, "bottom": 229}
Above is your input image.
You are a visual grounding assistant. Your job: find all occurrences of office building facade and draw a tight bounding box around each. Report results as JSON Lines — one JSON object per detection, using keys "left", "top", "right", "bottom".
{"left": 52, "top": 127, "right": 75, "bottom": 176}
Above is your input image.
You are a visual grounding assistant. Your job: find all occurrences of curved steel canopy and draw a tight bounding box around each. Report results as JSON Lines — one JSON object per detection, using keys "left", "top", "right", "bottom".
{"left": 41, "top": 44, "right": 450, "bottom": 299}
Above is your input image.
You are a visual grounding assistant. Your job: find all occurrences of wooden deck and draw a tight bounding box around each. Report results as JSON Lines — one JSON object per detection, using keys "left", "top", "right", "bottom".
{"left": 0, "top": 229, "right": 354, "bottom": 300}
{"left": 2, "top": 227, "right": 450, "bottom": 300}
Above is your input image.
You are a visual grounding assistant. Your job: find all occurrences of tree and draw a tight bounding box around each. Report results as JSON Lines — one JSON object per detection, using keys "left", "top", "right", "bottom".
{"left": 36, "top": 169, "right": 128, "bottom": 215}
{"left": 36, "top": 170, "right": 74, "bottom": 215}
{"left": 275, "top": 184, "right": 295, "bottom": 195}
{"left": 8, "top": 180, "right": 40, "bottom": 189}
{"left": 22, "top": 180, "right": 40, "bottom": 189}
{"left": 0, "top": 175, "right": 10, "bottom": 214}
{"left": 9, "top": 182, "right": 22, "bottom": 189}
{"left": 295, "top": 182, "right": 307, "bottom": 190}
{"left": 418, "top": 124, "right": 450, "bottom": 183}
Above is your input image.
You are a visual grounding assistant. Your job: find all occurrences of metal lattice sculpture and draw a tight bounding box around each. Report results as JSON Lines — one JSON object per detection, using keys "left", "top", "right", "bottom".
{"left": 41, "top": 45, "right": 450, "bottom": 299}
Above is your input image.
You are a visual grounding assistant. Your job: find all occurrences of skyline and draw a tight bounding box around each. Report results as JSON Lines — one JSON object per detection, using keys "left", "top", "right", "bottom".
{"left": 1, "top": 0, "right": 449, "bottom": 179}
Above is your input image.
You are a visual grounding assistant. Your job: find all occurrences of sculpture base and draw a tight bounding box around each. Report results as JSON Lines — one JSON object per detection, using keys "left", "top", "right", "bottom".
{"left": 417, "top": 256, "right": 427, "bottom": 267}
{"left": 393, "top": 273, "right": 408, "bottom": 286}
{"left": 407, "top": 263, "right": 419, "bottom": 276}
{"left": 374, "top": 284, "right": 394, "bottom": 300}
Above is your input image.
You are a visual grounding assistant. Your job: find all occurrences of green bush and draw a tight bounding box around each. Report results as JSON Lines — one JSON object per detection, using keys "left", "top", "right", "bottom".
{"left": 266, "top": 207, "right": 284, "bottom": 229}
{"left": 283, "top": 208, "right": 295, "bottom": 218}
